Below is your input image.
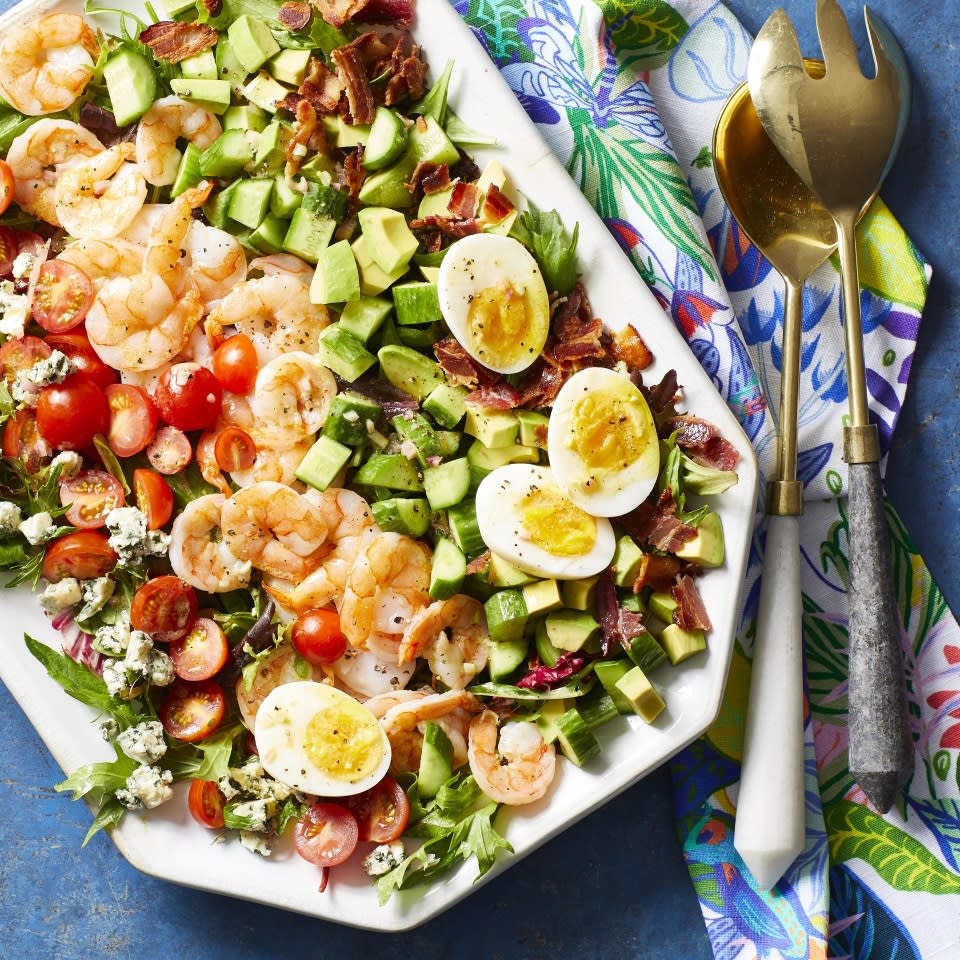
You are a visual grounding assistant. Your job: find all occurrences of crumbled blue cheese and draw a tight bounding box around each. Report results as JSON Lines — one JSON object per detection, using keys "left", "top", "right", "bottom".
{"left": 102, "top": 659, "right": 133, "bottom": 699}
{"left": 105, "top": 507, "right": 169, "bottom": 564}
{"left": 93, "top": 613, "right": 131, "bottom": 657}
{"left": 229, "top": 798, "right": 275, "bottom": 832}
{"left": 239, "top": 831, "right": 272, "bottom": 857}
{"left": 39, "top": 577, "right": 82, "bottom": 614}
{"left": 0, "top": 501, "right": 22, "bottom": 537}
{"left": 362, "top": 842, "right": 405, "bottom": 877}
{"left": 222, "top": 758, "right": 292, "bottom": 804}
{"left": 0, "top": 280, "right": 30, "bottom": 339}
{"left": 19, "top": 511, "right": 56, "bottom": 545}
{"left": 115, "top": 764, "right": 174, "bottom": 810}
{"left": 10, "top": 252, "right": 35, "bottom": 280}
{"left": 116, "top": 720, "right": 167, "bottom": 765}
{"left": 12, "top": 350, "right": 75, "bottom": 405}
{"left": 99, "top": 718, "right": 119, "bottom": 741}
{"left": 50, "top": 450, "right": 82, "bottom": 480}
{"left": 123, "top": 630, "right": 174, "bottom": 687}
{"left": 76, "top": 577, "right": 115, "bottom": 620}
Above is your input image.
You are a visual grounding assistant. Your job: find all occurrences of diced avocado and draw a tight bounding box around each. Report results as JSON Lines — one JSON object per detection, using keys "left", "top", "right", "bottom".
{"left": 577, "top": 687, "right": 620, "bottom": 729}
{"left": 180, "top": 50, "right": 218, "bottom": 81}
{"left": 397, "top": 322, "right": 444, "bottom": 349}
{"left": 323, "top": 115, "right": 371, "bottom": 148}
{"left": 476, "top": 158, "right": 508, "bottom": 195}
{"left": 392, "top": 282, "right": 441, "bottom": 326}
{"left": 466, "top": 440, "right": 540, "bottom": 473}
{"left": 353, "top": 453, "right": 423, "bottom": 492}
{"left": 594, "top": 659, "right": 635, "bottom": 715}
{"left": 409, "top": 114, "right": 460, "bottom": 166}
{"left": 534, "top": 699, "right": 568, "bottom": 744}
{"left": 429, "top": 536, "right": 466, "bottom": 601}
{"left": 253, "top": 121, "right": 291, "bottom": 174}
{"left": 624, "top": 631, "right": 667, "bottom": 673}
{"left": 284, "top": 208, "right": 336, "bottom": 265}
{"left": 316, "top": 323, "right": 376, "bottom": 381}
{"left": 464, "top": 408, "right": 519, "bottom": 449}
{"left": 447, "top": 500, "right": 485, "bottom": 556}
{"left": 202, "top": 182, "right": 238, "bottom": 230}
{"left": 484, "top": 589, "right": 528, "bottom": 643}
{"left": 615, "top": 665, "right": 666, "bottom": 723}
{"left": 104, "top": 48, "right": 157, "bottom": 127}
{"left": 227, "top": 178, "right": 274, "bottom": 229}
{"left": 358, "top": 207, "right": 418, "bottom": 275}
{"left": 647, "top": 590, "right": 678, "bottom": 625}
{"left": 370, "top": 497, "right": 431, "bottom": 537}
{"left": 545, "top": 609, "right": 600, "bottom": 652}
{"left": 229, "top": 14, "right": 281, "bottom": 73}
{"left": 423, "top": 383, "right": 469, "bottom": 429}
{"left": 295, "top": 435, "right": 351, "bottom": 491}
{"left": 268, "top": 47, "right": 311, "bottom": 87}
{"left": 659, "top": 624, "right": 707, "bottom": 665}
{"left": 271, "top": 175, "right": 304, "bottom": 219}
{"left": 310, "top": 240, "right": 360, "bottom": 305}
{"left": 554, "top": 708, "right": 601, "bottom": 766}
{"left": 224, "top": 104, "right": 268, "bottom": 132}
{"left": 561, "top": 575, "right": 598, "bottom": 612}
{"left": 199, "top": 129, "right": 256, "bottom": 179}
{"left": 488, "top": 636, "right": 528, "bottom": 681}
{"left": 363, "top": 107, "right": 409, "bottom": 171}
{"left": 417, "top": 185, "right": 455, "bottom": 219}
{"left": 674, "top": 511, "right": 725, "bottom": 567}
{"left": 357, "top": 154, "right": 417, "bottom": 209}
{"left": 243, "top": 71, "right": 290, "bottom": 113}
{"left": 339, "top": 296, "right": 392, "bottom": 343}
{"left": 169, "top": 78, "right": 232, "bottom": 114}
{"left": 322, "top": 391, "right": 382, "bottom": 446}
{"left": 419, "top": 265, "right": 441, "bottom": 284}
{"left": 423, "top": 457, "right": 470, "bottom": 511}
{"left": 377, "top": 344, "right": 444, "bottom": 400}
{"left": 216, "top": 36, "right": 249, "bottom": 94}
{"left": 418, "top": 721, "right": 453, "bottom": 800}
{"left": 522, "top": 579, "right": 563, "bottom": 616}
{"left": 350, "top": 234, "right": 409, "bottom": 296}
{"left": 170, "top": 143, "right": 203, "bottom": 199}
{"left": 164, "top": 0, "right": 197, "bottom": 15}
{"left": 488, "top": 553, "right": 536, "bottom": 588}
{"left": 483, "top": 211, "right": 519, "bottom": 237}
{"left": 516, "top": 410, "right": 549, "bottom": 449}
{"left": 248, "top": 213, "right": 289, "bottom": 254}
{"left": 612, "top": 535, "right": 645, "bottom": 588}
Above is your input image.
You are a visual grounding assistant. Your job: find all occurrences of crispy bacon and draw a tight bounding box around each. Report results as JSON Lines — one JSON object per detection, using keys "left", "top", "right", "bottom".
{"left": 596, "top": 568, "right": 646, "bottom": 656}
{"left": 331, "top": 34, "right": 378, "bottom": 124}
{"left": 279, "top": 1, "right": 313, "bottom": 29}
{"left": 632, "top": 554, "right": 682, "bottom": 593}
{"left": 466, "top": 383, "right": 521, "bottom": 411}
{"left": 300, "top": 57, "right": 344, "bottom": 115}
{"left": 406, "top": 162, "right": 451, "bottom": 199}
{"left": 139, "top": 21, "right": 218, "bottom": 63}
{"left": 644, "top": 368, "right": 680, "bottom": 414}
{"left": 550, "top": 284, "right": 605, "bottom": 368}
{"left": 663, "top": 415, "right": 739, "bottom": 471}
{"left": 482, "top": 183, "right": 515, "bottom": 222}
{"left": 409, "top": 214, "right": 479, "bottom": 238}
{"left": 514, "top": 356, "right": 566, "bottom": 409}
{"left": 672, "top": 575, "right": 712, "bottom": 631}
{"left": 605, "top": 324, "right": 654, "bottom": 372}
{"left": 285, "top": 99, "right": 328, "bottom": 177}
{"left": 447, "top": 181, "right": 480, "bottom": 220}
{"left": 312, "top": 0, "right": 372, "bottom": 27}
{"left": 340, "top": 147, "right": 366, "bottom": 197}
{"left": 516, "top": 652, "right": 586, "bottom": 691}
{"left": 358, "top": 0, "right": 415, "bottom": 23}
{"left": 434, "top": 338, "right": 483, "bottom": 387}
{"left": 646, "top": 512, "right": 697, "bottom": 553}
{"left": 382, "top": 34, "right": 427, "bottom": 105}
{"left": 464, "top": 550, "right": 490, "bottom": 576}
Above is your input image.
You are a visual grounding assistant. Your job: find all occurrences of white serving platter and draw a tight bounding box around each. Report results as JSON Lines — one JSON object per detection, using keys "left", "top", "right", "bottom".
{"left": 0, "top": 0, "right": 758, "bottom": 930}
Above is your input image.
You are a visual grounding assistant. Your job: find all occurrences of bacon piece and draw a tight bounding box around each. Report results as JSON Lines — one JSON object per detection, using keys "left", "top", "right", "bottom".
{"left": 646, "top": 512, "right": 697, "bottom": 553}
{"left": 516, "top": 652, "right": 586, "bottom": 691}
{"left": 312, "top": 0, "right": 372, "bottom": 27}
{"left": 139, "top": 22, "right": 218, "bottom": 63}
{"left": 300, "top": 57, "right": 344, "bottom": 115}
{"left": 515, "top": 355, "right": 566, "bottom": 409}
{"left": 627, "top": 489, "right": 696, "bottom": 553}
{"left": 663, "top": 414, "right": 740, "bottom": 471}
{"left": 340, "top": 147, "right": 366, "bottom": 198}
{"left": 406, "top": 161, "right": 451, "bottom": 199}
{"left": 285, "top": 99, "right": 328, "bottom": 177}
{"left": 202, "top": 0, "right": 222, "bottom": 15}
{"left": 644, "top": 368, "right": 680, "bottom": 414}
{"left": 358, "top": 0, "right": 415, "bottom": 23}
{"left": 277, "top": 92, "right": 304, "bottom": 114}
{"left": 279, "top": 1, "right": 313, "bottom": 29}
{"left": 550, "top": 283, "right": 605, "bottom": 368}
{"left": 376, "top": 32, "right": 427, "bottom": 105}
{"left": 596, "top": 568, "right": 647, "bottom": 656}
{"left": 434, "top": 338, "right": 480, "bottom": 386}
{"left": 482, "top": 183, "right": 515, "bottom": 222}
{"left": 464, "top": 550, "right": 490, "bottom": 576}
{"left": 409, "top": 214, "right": 479, "bottom": 238}
{"left": 331, "top": 34, "right": 378, "bottom": 124}
{"left": 466, "top": 383, "right": 521, "bottom": 411}
{"left": 605, "top": 324, "right": 653, "bottom": 372}
{"left": 672, "top": 574, "right": 712, "bottom": 631}
{"left": 632, "top": 554, "right": 682, "bottom": 593}
{"left": 448, "top": 181, "right": 480, "bottom": 220}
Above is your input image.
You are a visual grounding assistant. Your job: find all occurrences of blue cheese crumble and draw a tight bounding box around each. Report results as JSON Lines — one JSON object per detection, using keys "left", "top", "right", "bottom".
{"left": 0, "top": 280, "right": 30, "bottom": 339}
{"left": 362, "top": 842, "right": 405, "bottom": 877}
{"left": 0, "top": 501, "right": 22, "bottom": 537}
{"left": 116, "top": 720, "right": 167, "bottom": 765}
{"left": 115, "top": 764, "right": 174, "bottom": 810}
{"left": 123, "top": 630, "right": 174, "bottom": 686}
{"left": 50, "top": 450, "right": 82, "bottom": 480}
{"left": 105, "top": 507, "right": 169, "bottom": 564}
{"left": 76, "top": 576, "right": 115, "bottom": 620}
{"left": 19, "top": 511, "right": 56, "bottom": 545}
{"left": 11, "top": 350, "right": 75, "bottom": 405}
{"left": 228, "top": 798, "right": 275, "bottom": 832}
{"left": 239, "top": 831, "right": 272, "bottom": 857}
{"left": 93, "top": 613, "right": 131, "bottom": 657}
{"left": 219, "top": 758, "right": 293, "bottom": 804}
{"left": 39, "top": 577, "right": 82, "bottom": 614}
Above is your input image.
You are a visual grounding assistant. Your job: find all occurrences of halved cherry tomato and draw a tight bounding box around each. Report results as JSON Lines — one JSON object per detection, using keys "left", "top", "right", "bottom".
{"left": 44, "top": 330, "right": 119, "bottom": 391}
{"left": 212, "top": 334, "right": 259, "bottom": 395}
{"left": 13, "top": 231, "right": 47, "bottom": 262}
{"left": 169, "top": 617, "right": 228, "bottom": 682}
{"left": 291, "top": 609, "right": 347, "bottom": 666}
{"left": 160, "top": 679, "right": 225, "bottom": 742}
{"left": 0, "top": 160, "right": 13, "bottom": 218}
{"left": 188, "top": 779, "right": 225, "bottom": 829}
{"left": 32, "top": 261, "right": 95, "bottom": 333}
{"left": 0, "top": 335, "right": 51, "bottom": 385}
{"left": 105, "top": 383, "right": 158, "bottom": 457}
{"left": 133, "top": 468, "right": 174, "bottom": 530}
{"left": 0, "top": 227, "right": 18, "bottom": 276}
{"left": 131, "top": 575, "right": 198, "bottom": 643}
{"left": 146, "top": 426, "right": 192, "bottom": 475}
{"left": 35, "top": 374, "right": 110, "bottom": 451}
{"left": 41, "top": 530, "right": 118, "bottom": 583}
{"left": 60, "top": 468, "right": 125, "bottom": 529}
{"left": 214, "top": 426, "right": 256, "bottom": 472}
{"left": 2, "top": 409, "right": 51, "bottom": 474}
{"left": 154, "top": 363, "right": 222, "bottom": 432}
{"left": 294, "top": 803, "right": 359, "bottom": 867}
{"left": 343, "top": 776, "right": 411, "bottom": 843}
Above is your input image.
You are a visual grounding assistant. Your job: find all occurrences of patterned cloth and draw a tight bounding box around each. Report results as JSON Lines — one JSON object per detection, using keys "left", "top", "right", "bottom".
{"left": 454, "top": 0, "right": 960, "bottom": 956}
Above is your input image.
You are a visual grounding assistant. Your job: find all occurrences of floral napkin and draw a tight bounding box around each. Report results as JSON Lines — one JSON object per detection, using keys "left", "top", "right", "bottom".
{"left": 453, "top": 0, "right": 960, "bottom": 956}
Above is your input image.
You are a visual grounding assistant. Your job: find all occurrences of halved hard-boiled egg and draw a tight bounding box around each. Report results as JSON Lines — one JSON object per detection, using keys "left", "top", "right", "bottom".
{"left": 255, "top": 681, "right": 391, "bottom": 797}
{"left": 548, "top": 367, "right": 660, "bottom": 517}
{"left": 437, "top": 234, "right": 549, "bottom": 374}
{"left": 475, "top": 463, "right": 615, "bottom": 579}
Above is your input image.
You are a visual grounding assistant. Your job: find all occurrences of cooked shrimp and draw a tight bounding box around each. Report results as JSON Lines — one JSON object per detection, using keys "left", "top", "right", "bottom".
{"left": 0, "top": 13, "right": 98, "bottom": 116}
{"left": 168, "top": 494, "right": 253, "bottom": 593}
{"left": 57, "top": 237, "right": 144, "bottom": 289}
{"left": 230, "top": 434, "right": 314, "bottom": 489}
{"left": 467, "top": 710, "right": 557, "bottom": 806}
{"left": 247, "top": 252, "right": 314, "bottom": 280}
{"left": 135, "top": 95, "right": 222, "bottom": 186}
{"left": 339, "top": 531, "right": 432, "bottom": 647}
{"left": 251, "top": 351, "right": 337, "bottom": 442}
{"left": 7, "top": 120, "right": 103, "bottom": 224}
{"left": 54, "top": 144, "right": 147, "bottom": 240}
{"left": 331, "top": 646, "right": 414, "bottom": 700}
{"left": 399, "top": 595, "right": 489, "bottom": 689}
{"left": 236, "top": 643, "right": 327, "bottom": 729}
{"left": 186, "top": 221, "right": 246, "bottom": 306}
{"left": 220, "top": 481, "right": 330, "bottom": 580}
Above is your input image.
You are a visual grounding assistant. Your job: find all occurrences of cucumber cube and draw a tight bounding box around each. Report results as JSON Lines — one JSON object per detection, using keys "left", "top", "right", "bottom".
{"left": 554, "top": 708, "right": 601, "bottom": 767}
{"left": 353, "top": 453, "right": 424, "bottom": 492}
{"left": 392, "top": 281, "right": 442, "bottom": 326}
{"left": 423, "top": 383, "right": 469, "bottom": 429}
{"left": 339, "top": 296, "right": 392, "bottom": 343}
{"left": 227, "top": 179, "right": 274, "bottom": 229}
{"left": 484, "top": 589, "right": 528, "bottom": 643}
{"left": 423, "top": 457, "right": 470, "bottom": 511}
{"left": 316, "top": 323, "right": 377, "bottom": 381}
{"left": 371, "top": 497, "right": 431, "bottom": 537}
{"left": 593, "top": 659, "right": 636, "bottom": 715}
{"left": 180, "top": 50, "right": 218, "bottom": 81}
{"left": 284, "top": 208, "right": 337, "bottom": 265}
{"left": 447, "top": 500, "right": 485, "bottom": 555}
{"left": 295, "top": 436, "right": 351, "bottom": 491}
{"left": 429, "top": 537, "right": 466, "bottom": 601}
{"left": 322, "top": 391, "right": 382, "bottom": 446}
{"left": 248, "top": 214, "right": 289, "bottom": 254}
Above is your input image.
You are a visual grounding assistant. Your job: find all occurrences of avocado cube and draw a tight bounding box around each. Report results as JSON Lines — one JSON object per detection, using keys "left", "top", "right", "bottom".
{"left": 229, "top": 14, "right": 281, "bottom": 73}
{"left": 323, "top": 115, "right": 371, "bottom": 148}
{"left": 419, "top": 265, "right": 441, "bottom": 284}
{"left": 353, "top": 454, "right": 424, "bottom": 493}
{"left": 615, "top": 665, "right": 666, "bottom": 723}
{"left": 487, "top": 552, "right": 536, "bottom": 588}
{"left": 674, "top": 511, "right": 725, "bottom": 567}
{"left": 423, "top": 383, "right": 469, "bottom": 429}
{"left": 310, "top": 241, "right": 361, "bottom": 305}
{"left": 169, "top": 78, "right": 232, "bottom": 114}
{"left": 351, "top": 235, "right": 409, "bottom": 296}
{"left": 544, "top": 609, "right": 600, "bottom": 652}
{"left": 316, "top": 323, "right": 376, "bottom": 381}
{"left": 466, "top": 440, "right": 540, "bottom": 472}
{"left": 619, "top": 590, "right": 645, "bottom": 614}
{"left": 253, "top": 121, "right": 291, "bottom": 175}
{"left": 103, "top": 49, "right": 157, "bottom": 127}
{"left": 377, "top": 344, "right": 444, "bottom": 400}
{"left": 417, "top": 184, "right": 454, "bottom": 219}
{"left": 408, "top": 114, "right": 460, "bottom": 166}
{"left": 223, "top": 104, "right": 268, "bottom": 132}
{"left": 322, "top": 391, "right": 382, "bottom": 447}
{"left": 358, "top": 208, "right": 418, "bottom": 276}
{"left": 271, "top": 175, "right": 304, "bottom": 219}
{"left": 180, "top": 50, "right": 218, "bottom": 81}
{"left": 464, "top": 408, "right": 520, "bottom": 449}
{"left": 658, "top": 624, "right": 707, "bottom": 665}
{"left": 516, "top": 410, "right": 549, "bottom": 449}
{"left": 243, "top": 71, "right": 290, "bottom": 113}
{"left": 295, "top": 436, "right": 352, "bottom": 491}
{"left": 534, "top": 618, "right": 562, "bottom": 667}
{"left": 339, "top": 296, "right": 392, "bottom": 344}
{"left": 647, "top": 590, "right": 678, "bottom": 625}
{"left": 594, "top": 659, "right": 636, "bottom": 715}
{"left": 227, "top": 179, "right": 274, "bottom": 229}
{"left": 268, "top": 47, "right": 311, "bottom": 87}
{"left": 484, "top": 589, "right": 528, "bottom": 643}
{"left": 561, "top": 575, "right": 598, "bottom": 612}
{"left": 418, "top": 721, "right": 454, "bottom": 800}
{"left": 612, "top": 535, "right": 645, "bottom": 588}
{"left": 215, "top": 36, "right": 249, "bottom": 94}
{"left": 522, "top": 579, "right": 563, "bottom": 616}
{"left": 535, "top": 699, "right": 568, "bottom": 744}
{"left": 164, "top": 0, "right": 197, "bottom": 15}
{"left": 357, "top": 154, "right": 417, "bottom": 209}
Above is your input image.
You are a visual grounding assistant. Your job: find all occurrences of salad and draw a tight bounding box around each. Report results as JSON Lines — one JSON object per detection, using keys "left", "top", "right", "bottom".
{"left": 0, "top": 0, "right": 741, "bottom": 904}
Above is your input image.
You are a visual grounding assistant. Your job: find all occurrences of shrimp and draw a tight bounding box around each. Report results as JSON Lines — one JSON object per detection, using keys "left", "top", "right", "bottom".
{"left": 220, "top": 481, "right": 330, "bottom": 580}
{"left": 251, "top": 351, "right": 337, "bottom": 443}
{"left": 186, "top": 221, "right": 246, "bottom": 306}
{"left": 135, "top": 95, "right": 222, "bottom": 186}
{"left": 247, "top": 252, "right": 314, "bottom": 280}
{"left": 0, "top": 13, "right": 98, "bottom": 116}
{"left": 399, "top": 595, "right": 489, "bottom": 689}
{"left": 467, "top": 710, "right": 557, "bottom": 806}
{"left": 57, "top": 238, "right": 144, "bottom": 289}
{"left": 331, "top": 646, "right": 415, "bottom": 700}
{"left": 54, "top": 144, "right": 147, "bottom": 240}
{"left": 236, "top": 644, "right": 328, "bottom": 729}
{"left": 6, "top": 120, "right": 103, "bottom": 224}
{"left": 230, "top": 434, "right": 315, "bottom": 489}
{"left": 339, "top": 531, "right": 432, "bottom": 648}
{"left": 168, "top": 494, "right": 253, "bottom": 593}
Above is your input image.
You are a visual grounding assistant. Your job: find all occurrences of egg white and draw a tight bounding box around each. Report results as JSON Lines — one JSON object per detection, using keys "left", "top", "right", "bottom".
{"left": 437, "top": 234, "right": 549, "bottom": 374}
{"left": 255, "top": 681, "right": 391, "bottom": 797}
{"left": 548, "top": 367, "right": 660, "bottom": 517}
{"left": 475, "top": 463, "right": 615, "bottom": 580}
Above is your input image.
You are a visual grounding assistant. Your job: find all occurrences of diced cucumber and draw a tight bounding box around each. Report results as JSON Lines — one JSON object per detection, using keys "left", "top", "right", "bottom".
{"left": 429, "top": 536, "right": 466, "bottom": 601}
{"left": 298, "top": 153, "right": 336, "bottom": 183}
{"left": 378, "top": 344, "right": 444, "bottom": 400}
{"left": 303, "top": 182, "right": 349, "bottom": 223}
{"left": 353, "top": 453, "right": 424, "bottom": 492}
{"left": 488, "top": 636, "right": 528, "bottom": 681}
{"left": 392, "top": 282, "right": 442, "bottom": 326}
{"left": 322, "top": 391, "right": 382, "bottom": 447}
{"left": 615, "top": 665, "right": 666, "bottom": 723}
{"left": 170, "top": 143, "right": 203, "bottom": 199}
{"left": 310, "top": 240, "right": 360, "bottom": 305}
{"left": 103, "top": 48, "right": 156, "bottom": 127}
{"left": 484, "top": 589, "right": 528, "bottom": 643}
{"left": 447, "top": 500, "right": 485, "bottom": 556}
{"left": 658, "top": 624, "right": 706, "bottom": 665}
{"left": 224, "top": 104, "right": 268, "bottom": 132}
{"left": 363, "top": 107, "right": 409, "bottom": 170}
{"left": 228, "top": 179, "right": 275, "bottom": 229}
{"left": 339, "top": 296, "right": 392, "bottom": 343}
{"left": 423, "top": 383, "right": 469, "bottom": 429}
{"left": 619, "top": 589, "right": 645, "bottom": 614}
{"left": 487, "top": 552, "right": 536, "bottom": 588}
{"left": 295, "top": 436, "right": 351, "bottom": 491}
{"left": 248, "top": 214, "right": 289, "bottom": 254}
{"left": 271, "top": 175, "right": 304, "bottom": 219}
{"left": 370, "top": 497, "right": 431, "bottom": 537}
{"left": 169, "top": 78, "right": 232, "bottom": 114}
{"left": 624, "top": 631, "right": 667, "bottom": 673}
{"left": 316, "top": 323, "right": 377, "bottom": 381}
{"left": 215, "top": 36, "right": 249, "bottom": 94}
{"left": 283, "top": 208, "right": 336, "bottom": 265}
{"left": 390, "top": 413, "right": 459, "bottom": 466}
{"left": 554, "top": 708, "right": 601, "bottom": 766}
{"left": 409, "top": 114, "right": 460, "bottom": 166}
{"left": 577, "top": 687, "right": 620, "bottom": 729}
{"left": 202, "top": 182, "right": 239, "bottom": 230}
{"left": 199, "top": 129, "right": 256, "bottom": 179}
{"left": 180, "top": 50, "right": 218, "bottom": 81}
{"left": 423, "top": 457, "right": 470, "bottom": 511}
{"left": 164, "top": 0, "right": 197, "bottom": 15}
{"left": 534, "top": 618, "right": 562, "bottom": 667}
{"left": 397, "top": 322, "right": 445, "bottom": 349}
{"left": 593, "top": 659, "right": 636, "bottom": 715}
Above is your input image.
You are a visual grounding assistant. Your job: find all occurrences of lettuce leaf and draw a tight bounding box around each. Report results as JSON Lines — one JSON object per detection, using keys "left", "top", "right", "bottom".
{"left": 510, "top": 203, "right": 580, "bottom": 296}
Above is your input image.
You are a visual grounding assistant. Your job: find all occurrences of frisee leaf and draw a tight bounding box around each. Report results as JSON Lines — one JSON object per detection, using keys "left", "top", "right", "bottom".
{"left": 166, "top": 724, "right": 241, "bottom": 782}
{"left": 510, "top": 203, "right": 580, "bottom": 296}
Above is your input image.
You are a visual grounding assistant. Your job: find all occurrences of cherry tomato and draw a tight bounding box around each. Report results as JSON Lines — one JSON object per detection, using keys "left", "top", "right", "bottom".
{"left": 133, "top": 468, "right": 174, "bottom": 530}
{"left": 154, "top": 363, "right": 223, "bottom": 432}
{"left": 343, "top": 776, "right": 411, "bottom": 843}
{"left": 35, "top": 374, "right": 110, "bottom": 451}
{"left": 294, "top": 803, "right": 359, "bottom": 868}
{"left": 212, "top": 334, "right": 259, "bottom": 395}
{"left": 14, "top": 231, "right": 47, "bottom": 262}
{"left": 188, "top": 779, "right": 225, "bottom": 829}
{"left": 0, "top": 335, "right": 51, "bottom": 385}
{"left": 60, "top": 469, "right": 125, "bottom": 529}
{"left": 0, "top": 226, "right": 18, "bottom": 276}
{"left": 146, "top": 426, "right": 193, "bottom": 475}
{"left": 0, "top": 160, "right": 13, "bottom": 218}
{"left": 31, "top": 261, "right": 95, "bottom": 333}
{"left": 160, "top": 679, "right": 225, "bottom": 742}
{"left": 41, "top": 530, "right": 117, "bottom": 582}
{"left": 44, "top": 330, "right": 119, "bottom": 391}
{"left": 169, "top": 617, "right": 229, "bottom": 682}
{"left": 2, "top": 409, "right": 51, "bottom": 473}
{"left": 214, "top": 426, "right": 256, "bottom": 473}
{"left": 131, "top": 575, "right": 198, "bottom": 643}
{"left": 105, "top": 383, "right": 158, "bottom": 458}
{"left": 291, "top": 609, "right": 347, "bottom": 666}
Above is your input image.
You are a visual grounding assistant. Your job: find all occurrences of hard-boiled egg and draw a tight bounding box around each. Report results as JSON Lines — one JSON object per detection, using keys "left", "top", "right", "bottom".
{"left": 255, "top": 681, "right": 391, "bottom": 797}
{"left": 437, "top": 234, "right": 549, "bottom": 374}
{"left": 475, "top": 463, "right": 615, "bottom": 579}
{"left": 548, "top": 366, "right": 660, "bottom": 517}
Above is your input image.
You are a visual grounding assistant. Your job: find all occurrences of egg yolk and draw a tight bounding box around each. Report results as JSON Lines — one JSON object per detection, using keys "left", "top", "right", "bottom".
{"left": 303, "top": 702, "right": 384, "bottom": 784}
{"left": 467, "top": 280, "right": 537, "bottom": 367}
{"left": 520, "top": 485, "right": 596, "bottom": 556}
{"left": 568, "top": 389, "right": 652, "bottom": 485}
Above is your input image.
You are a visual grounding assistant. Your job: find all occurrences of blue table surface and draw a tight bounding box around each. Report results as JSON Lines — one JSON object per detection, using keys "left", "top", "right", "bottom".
{"left": 2, "top": 1, "right": 957, "bottom": 957}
